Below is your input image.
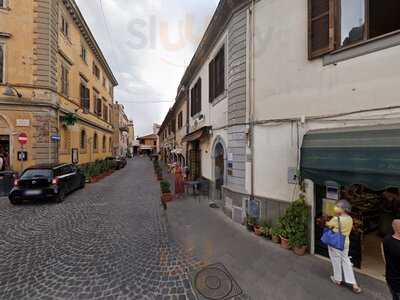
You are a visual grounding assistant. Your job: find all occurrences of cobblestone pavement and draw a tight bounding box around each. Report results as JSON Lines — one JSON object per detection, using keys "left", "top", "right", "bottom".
{"left": 0, "top": 158, "right": 203, "bottom": 300}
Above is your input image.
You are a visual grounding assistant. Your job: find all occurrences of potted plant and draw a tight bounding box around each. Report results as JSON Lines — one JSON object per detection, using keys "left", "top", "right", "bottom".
{"left": 254, "top": 221, "right": 263, "bottom": 236}
{"left": 258, "top": 219, "right": 270, "bottom": 238}
{"left": 160, "top": 180, "right": 173, "bottom": 203}
{"left": 245, "top": 215, "right": 256, "bottom": 232}
{"left": 279, "top": 227, "right": 290, "bottom": 250}
{"left": 271, "top": 227, "right": 281, "bottom": 243}
{"left": 280, "top": 193, "right": 309, "bottom": 253}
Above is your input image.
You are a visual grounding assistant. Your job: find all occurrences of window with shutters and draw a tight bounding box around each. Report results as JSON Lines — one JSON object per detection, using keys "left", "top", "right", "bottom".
{"left": 109, "top": 137, "right": 113, "bottom": 152}
{"left": 81, "top": 45, "right": 87, "bottom": 63}
{"left": 209, "top": 45, "right": 225, "bottom": 102}
{"left": 102, "top": 135, "right": 106, "bottom": 152}
{"left": 60, "top": 15, "right": 70, "bottom": 39}
{"left": 80, "top": 130, "right": 86, "bottom": 150}
{"left": 95, "top": 96, "right": 102, "bottom": 117}
{"left": 178, "top": 111, "right": 183, "bottom": 129}
{"left": 0, "top": 1, "right": 6, "bottom": 8}
{"left": 103, "top": 104, "right": 108, "bottom": 122}
{"left": 93, "top": 133, "right": 98, "bottom": 151}
{"left": 0, "top": 43, "right": 4, "bottom": 84}
{"left": 93, "top": 62, "right": 100, "bottom": 79}
{"left": 80, "top": 82, "right": 90, "bottom": 112}
{"left": 309, "top": 0, "right": 400, "bottom": 59}
{"left": 190, "top": 78, "right": 202, "bottom": 117}
{"left": 60, "top": 64, "right": 69, "bottom": 96}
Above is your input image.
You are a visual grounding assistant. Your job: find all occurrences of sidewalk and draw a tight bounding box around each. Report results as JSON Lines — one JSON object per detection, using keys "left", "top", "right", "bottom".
{"left": 164, "top": 191, "right": 391, "bottom": 300}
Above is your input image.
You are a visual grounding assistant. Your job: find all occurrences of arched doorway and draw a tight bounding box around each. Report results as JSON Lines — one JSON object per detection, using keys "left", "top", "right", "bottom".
{"left": 0, "top": 115, "right": 12, "bottom": 170}
{"left": 212, "top": 137, "right": 226, "bottom": 201}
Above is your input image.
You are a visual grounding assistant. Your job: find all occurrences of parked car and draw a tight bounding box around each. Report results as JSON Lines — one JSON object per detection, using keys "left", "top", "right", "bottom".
{"left": 117, "top": 156, "right": 127, "bottom": 168}
{"left": 9, "top": 164, "right": 85, "bottom": 205}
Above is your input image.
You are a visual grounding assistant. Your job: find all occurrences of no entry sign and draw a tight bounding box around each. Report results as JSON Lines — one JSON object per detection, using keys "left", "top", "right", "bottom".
{"left": 18, "top": 133, "right": 28, "bottom": 145}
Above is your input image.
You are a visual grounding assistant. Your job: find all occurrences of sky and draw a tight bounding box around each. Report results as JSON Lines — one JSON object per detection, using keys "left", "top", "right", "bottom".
{"left": 75, "top": 0, "right": 219, "bottom": 137}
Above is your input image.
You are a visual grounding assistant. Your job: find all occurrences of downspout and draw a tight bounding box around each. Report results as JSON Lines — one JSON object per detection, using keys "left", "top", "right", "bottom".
{"left": 249, "top": 0, "right": 256, "bottom": 199}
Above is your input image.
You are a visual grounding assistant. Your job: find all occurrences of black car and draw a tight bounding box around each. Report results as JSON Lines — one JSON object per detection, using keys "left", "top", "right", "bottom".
{"left": 9, "top": 164, "right": 85, "bottom": 205}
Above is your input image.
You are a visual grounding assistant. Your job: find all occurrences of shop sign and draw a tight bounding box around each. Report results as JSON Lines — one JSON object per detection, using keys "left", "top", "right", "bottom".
{"left": 17, "top": 151, "right": 28, "bottom": 161}
{"left": 16, "top": 119, "right": 30, "bottom": 127}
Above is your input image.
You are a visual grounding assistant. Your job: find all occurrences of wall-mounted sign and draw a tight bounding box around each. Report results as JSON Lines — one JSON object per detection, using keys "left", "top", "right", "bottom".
{"left": 16, "top": 119, "right": 30, "bottom": 127}
{"left": 18, "top": 133, "right": 28, "bottom": 145}
{"left": 71, "top": 148, "right": 79, "bottom": 164}
{"left": 17, "top": 151, "right": 28, "bottom": 161}
{"left": 51, "top": 134, "right": 61, "bottom": 141}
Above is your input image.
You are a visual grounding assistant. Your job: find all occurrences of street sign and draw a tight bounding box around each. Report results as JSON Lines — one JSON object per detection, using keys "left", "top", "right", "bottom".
{"left": 18, "top": 133, "right": 28, "bottom": 145}
{"left": 51, "top": 134, "right": 61, "bottom": 141}
{"left": 17, "top": 151, "right": 28, "bottom": 161}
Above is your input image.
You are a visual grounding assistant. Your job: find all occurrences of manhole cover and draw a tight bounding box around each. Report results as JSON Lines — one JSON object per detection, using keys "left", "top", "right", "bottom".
{"left": 192, "top": 263, "right": 243, "bottom": 300}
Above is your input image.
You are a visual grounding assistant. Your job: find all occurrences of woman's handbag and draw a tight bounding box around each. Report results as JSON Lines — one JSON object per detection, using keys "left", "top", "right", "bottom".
{"left": 321, "top": 216, "right": 346, "bottom": 251}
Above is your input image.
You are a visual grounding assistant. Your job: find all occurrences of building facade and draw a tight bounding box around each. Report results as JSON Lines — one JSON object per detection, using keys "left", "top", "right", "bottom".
{"left": 112, "top": 102, "right": 133, "bottom": 157}
{"left": 137, "top": 133, "right": 158, "bottom": 155}
{"left": 158, "top": 0, "right": 400, "bottom": 279}
{"left": 0, "top": 0, "right": 117, "bottom": 172}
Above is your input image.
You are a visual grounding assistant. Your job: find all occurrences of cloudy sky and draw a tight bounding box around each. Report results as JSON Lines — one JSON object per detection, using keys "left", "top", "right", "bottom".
{"left": 75, "top": 0, "right": 219, "bottom": 136}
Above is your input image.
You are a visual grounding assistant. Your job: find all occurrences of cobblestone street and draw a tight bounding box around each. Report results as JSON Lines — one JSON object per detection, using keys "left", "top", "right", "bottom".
{"left": 0, "top": 158, "right": 201, "bottom": 300}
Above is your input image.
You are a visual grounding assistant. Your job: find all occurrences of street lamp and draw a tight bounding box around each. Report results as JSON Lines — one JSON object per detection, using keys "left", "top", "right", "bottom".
{"left": 2, "top": 84, "right": 22, "bottom": 98}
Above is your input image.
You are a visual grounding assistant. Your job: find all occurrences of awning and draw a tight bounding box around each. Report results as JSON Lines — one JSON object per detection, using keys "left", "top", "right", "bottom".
{"left": 301, "top": 124, "right": 400, "bottom": 190}
{"left": 182, "top": 126, "right": 211, "bottom": 143}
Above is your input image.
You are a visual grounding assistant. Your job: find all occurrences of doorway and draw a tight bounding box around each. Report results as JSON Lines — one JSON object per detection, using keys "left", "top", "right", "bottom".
{"left": 214, "top": 142, "right": 225, "bottom": 200}
{"left": 0, "top": 135, "right": 10, "bottom": 170}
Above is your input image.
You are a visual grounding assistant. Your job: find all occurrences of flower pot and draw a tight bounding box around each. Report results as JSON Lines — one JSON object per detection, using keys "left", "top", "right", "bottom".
{"left": 254, "top": 226, "right": 263, "bottom": 236}
{"left": 293, "top": 245, "right": 307, "bottom": 256}
{"left": 161, "top": 193, "right": 173, "bottom": 203}
{"left": 157, "top": 176, "right": 163, "bottom": 181}
{"left": 271, "top": 235, "right": 280, "bottom": 244}
{"left": 280, "top": 236, "right": 290, "bottom": 249}
{"left": 246, "top": 224, "right": 254, "bottom": 232}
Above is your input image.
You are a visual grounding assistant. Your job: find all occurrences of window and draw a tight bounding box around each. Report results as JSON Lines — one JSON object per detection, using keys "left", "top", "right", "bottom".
{"left": 103, "top": 104, "right": 108, "bottom": 122}
{"left": 109, "top": 137, "right": 112, "bottom": 152}
{"left": 93, "top": 90, "right": 101, "bottom": 116}
{"left": 93, "top": 62, "right": 100, "bottom": 79}
{"left": 309, "top": 0, "right": 400, "bottom": 58}
{"left": 0, "top": 43, "right": 4, "bottom": 84}
{"left": 80, "top": 83, "right": 90, "bottom": 111}
{"left": 103, "top": 76, "right": 106, "bottom": 87}
{"left": 178, "top": 111, "right": 183, "bottom": 129}
{"left": 81, "top": 46, "right": 87, "bottom": 63}
{"left": 93, "top": 133, "right": 98, "bottom": 151}
{"left": 60, "top": 64, "right": 69, "bottom": 96}
{"left": 154, "top": 141, "right": 157, "bottom": 146}
{"left": 61, "top": 15, "right": 69, "bottom": 38}
{"left": 209, "top": 45, "right": 225, "bottom": 102}
{"left": 102, "top": 135, "right": 106, "bottom": 152}
{"left": 0, "top": 0, "right": 6, "bottom": 9}
{"left": 80, "top": 130, "right": 86, "bottom": 149}
{"left": 190, "top": 78, "right": 202, "bottom": 117}
{"left": 109, "top": 105, "right": 112, "bottom": 123}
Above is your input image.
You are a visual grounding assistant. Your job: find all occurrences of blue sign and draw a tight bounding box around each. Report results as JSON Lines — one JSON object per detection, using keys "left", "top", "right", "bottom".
{"left": 51, "top": 134, "right": 61, "bottom": 141}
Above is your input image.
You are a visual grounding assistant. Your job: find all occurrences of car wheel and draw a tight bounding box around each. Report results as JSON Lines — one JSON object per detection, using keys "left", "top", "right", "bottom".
{"left": 55, "top": 190, "right": 66, "bottom": 203}
{"left": 10, "top": 198, "right": 22, "bottom": 205}
{"left": 79, "top": 179, "right": 85, "bottom": 189}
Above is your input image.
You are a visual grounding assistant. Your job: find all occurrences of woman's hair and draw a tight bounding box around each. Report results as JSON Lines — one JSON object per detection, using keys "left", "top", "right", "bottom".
{"left": 336, "top": 199, "right": 352, "bottom": 212}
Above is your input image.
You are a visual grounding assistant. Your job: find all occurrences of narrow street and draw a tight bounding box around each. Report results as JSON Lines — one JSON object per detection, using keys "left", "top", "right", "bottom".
{"left": 0, "top": 158, "right": 391, "bottom": 300}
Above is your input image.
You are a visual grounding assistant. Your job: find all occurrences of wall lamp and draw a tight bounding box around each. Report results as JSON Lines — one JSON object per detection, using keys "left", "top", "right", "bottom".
{"left": 3, "top": 83, "right": 22, "bottom": 98}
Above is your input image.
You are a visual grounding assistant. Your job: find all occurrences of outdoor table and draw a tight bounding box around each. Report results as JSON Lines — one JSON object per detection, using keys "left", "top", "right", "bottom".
{"left": 184, "top": 180, "right": 200, "bottom": 196}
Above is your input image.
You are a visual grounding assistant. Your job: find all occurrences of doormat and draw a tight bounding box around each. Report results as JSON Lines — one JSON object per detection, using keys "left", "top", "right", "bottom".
{"left": 191, "top": 263, "right": 243, "bottom": 300}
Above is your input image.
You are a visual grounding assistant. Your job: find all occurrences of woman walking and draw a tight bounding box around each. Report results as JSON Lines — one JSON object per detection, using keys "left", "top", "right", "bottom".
{"left": 326, "top": 200, "right": 362, "bottom": 294}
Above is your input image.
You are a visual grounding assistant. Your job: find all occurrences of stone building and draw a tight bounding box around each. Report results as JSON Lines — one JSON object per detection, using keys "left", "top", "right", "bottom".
{"left": 0, "top": 0, "right": 117, "bottom": 172}
{"left": 112, "top": 102, "right": 133, "bottom": 157}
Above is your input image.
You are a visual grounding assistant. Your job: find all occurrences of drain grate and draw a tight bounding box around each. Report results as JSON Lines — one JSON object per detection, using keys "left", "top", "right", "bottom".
{"left": 192, "top": 263, "right": 243, "bottom": 300}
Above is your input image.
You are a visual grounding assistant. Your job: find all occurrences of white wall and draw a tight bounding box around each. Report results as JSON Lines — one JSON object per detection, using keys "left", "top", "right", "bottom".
{"left": 251, "top": 0, "right": 400, "bottom": 202}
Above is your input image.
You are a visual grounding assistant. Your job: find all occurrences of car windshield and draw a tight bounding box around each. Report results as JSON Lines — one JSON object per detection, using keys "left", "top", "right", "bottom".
{"left": 21, "top": 169, "right": 52, "bottom": 179}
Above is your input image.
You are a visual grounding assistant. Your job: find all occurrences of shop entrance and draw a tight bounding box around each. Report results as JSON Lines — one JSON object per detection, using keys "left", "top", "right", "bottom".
{"left": 314, "top": 183, "right": 399, "bottom": 280}
{"left": 0, "top": 135, "right": 10, "bottom": 170}
{"left": 301, "top": 125, "right": 400, "bottom": 281}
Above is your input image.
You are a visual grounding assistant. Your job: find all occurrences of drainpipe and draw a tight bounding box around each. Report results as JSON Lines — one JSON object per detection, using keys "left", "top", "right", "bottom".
{"left": 249, "top": 0, "right": 256, "bottom": 199}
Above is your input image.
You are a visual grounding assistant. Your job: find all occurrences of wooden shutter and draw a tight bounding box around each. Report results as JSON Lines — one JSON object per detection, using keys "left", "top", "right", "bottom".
{"left": 197, "top": 78, "right": 202, "bottom": 114}
{"left": 209, "top": 59, "right": 215, "bottom": 102}
{"left": 190, "top": 88, "right": 195, "bottom": 116}
{"left": 308, "top": 0, "right": 335, "bottom": 59}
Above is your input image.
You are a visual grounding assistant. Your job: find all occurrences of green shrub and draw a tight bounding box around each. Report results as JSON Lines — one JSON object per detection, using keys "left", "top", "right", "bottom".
{"left": 160, "top": 180, "right": 171, "bottom": 194}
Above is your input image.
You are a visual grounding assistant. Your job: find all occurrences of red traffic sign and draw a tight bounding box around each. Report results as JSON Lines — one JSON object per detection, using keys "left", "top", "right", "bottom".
{"left": 18, "top": 133, "right": 28, "bottom": 145}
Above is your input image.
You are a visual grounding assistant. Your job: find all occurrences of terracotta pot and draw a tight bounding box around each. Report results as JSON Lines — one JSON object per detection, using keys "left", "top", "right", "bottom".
{"left": 271, "top": 235, "right": 280, "bottom": 244}
{"left": 246, "top": 224, "right": 254, "bottom": 232}
{"left": 157, "top": 176, "right": 163, "bottom": 181}
{"left": 254, "top": 226, "right": 263, "bottom": 236}
{"left": 294, "top": 245, "right": 307, "bottom": 256}
{"left": 161, "top": 193, "right": 173, "bottom": 203}
{"left": 280, "top": 236, "right": 290, "bottom": 249}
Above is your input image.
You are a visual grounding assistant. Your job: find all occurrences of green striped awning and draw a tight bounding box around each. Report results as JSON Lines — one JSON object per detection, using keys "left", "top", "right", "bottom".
{"left": 301, "top": 124, "right": 400, "bottom": 190}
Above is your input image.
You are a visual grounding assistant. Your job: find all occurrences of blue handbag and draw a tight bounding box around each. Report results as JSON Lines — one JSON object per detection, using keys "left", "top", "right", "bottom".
{"left": 321, "top": 216, "right": 346, "bottom": 251}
